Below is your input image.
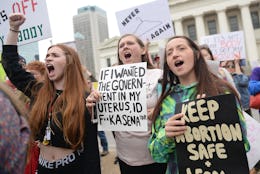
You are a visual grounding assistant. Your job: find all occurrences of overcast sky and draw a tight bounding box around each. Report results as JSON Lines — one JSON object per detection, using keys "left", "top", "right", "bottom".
{"left": 38, "top": 0, "right": 153, "bottom": 59}
{"left": 45, "top": 0, "right": 153, "bottom": 43}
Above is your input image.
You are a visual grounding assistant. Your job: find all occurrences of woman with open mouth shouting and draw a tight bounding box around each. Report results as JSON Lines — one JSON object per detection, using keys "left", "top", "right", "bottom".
{"left": 2, "top": 13, "right": 100, "bottom": 174}
{"left": 148, "top": 36, "right": 250, "bottom": 174}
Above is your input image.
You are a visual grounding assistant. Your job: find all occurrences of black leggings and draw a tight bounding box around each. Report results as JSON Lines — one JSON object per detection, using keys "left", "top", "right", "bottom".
{"left": 118, "top": 157, "right": 167, "bottom": 174}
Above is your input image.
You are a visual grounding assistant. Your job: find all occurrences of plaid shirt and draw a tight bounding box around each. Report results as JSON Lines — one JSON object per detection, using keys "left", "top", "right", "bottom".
{"left": 0, "top": 91, "right": 30, "bottom": 174}
{"left": 148, "top": 83, "right": 250, "bottom": 174}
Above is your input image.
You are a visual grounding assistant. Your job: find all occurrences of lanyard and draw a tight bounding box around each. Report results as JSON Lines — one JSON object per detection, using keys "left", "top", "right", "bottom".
{"left": 42, "top": 91, "right": 61, "bottom": 145}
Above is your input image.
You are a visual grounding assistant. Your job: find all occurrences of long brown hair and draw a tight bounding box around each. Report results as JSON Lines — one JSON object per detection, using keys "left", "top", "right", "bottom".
{"left": 152, "top": 36, "right": 239, "bottom": 123}
{"left": 29, "top": 44, "right": 87, "bottom": 149}
{"left": 117, "top": 34, "right": 154, "bottom": 69}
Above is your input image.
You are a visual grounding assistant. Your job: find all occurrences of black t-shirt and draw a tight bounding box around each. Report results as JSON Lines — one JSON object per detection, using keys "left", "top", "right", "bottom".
{"left": 2, "top": 45, "right": 101, "bottom": 174}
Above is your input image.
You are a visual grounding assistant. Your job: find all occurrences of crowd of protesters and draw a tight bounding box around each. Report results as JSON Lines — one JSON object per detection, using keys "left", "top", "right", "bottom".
{"left": 1, "top": 12, "right": 260, "bottom": 174}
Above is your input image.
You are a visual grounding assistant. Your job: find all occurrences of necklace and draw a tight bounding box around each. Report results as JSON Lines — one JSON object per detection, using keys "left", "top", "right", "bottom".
{"left": 42, "top": 91, "right": 62, "bottom": 145}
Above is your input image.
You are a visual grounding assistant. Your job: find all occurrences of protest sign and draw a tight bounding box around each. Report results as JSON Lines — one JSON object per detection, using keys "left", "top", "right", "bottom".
{"left": 116, "top": 0, "right": 174, "bottom": 42}
{"left": 244, "top": 111, "right": 260, "bottom": 169}
{"left": 175, "top": 94, "right": 249, "bottom": 174}
{"left": 96, "top": 62, "right": 147, "bottom": 131}
{"left": 0, "top": 0, "right": 52, "bottom": 51}
{"left": 200, "top": 31, "right": 246, "bottom": 61}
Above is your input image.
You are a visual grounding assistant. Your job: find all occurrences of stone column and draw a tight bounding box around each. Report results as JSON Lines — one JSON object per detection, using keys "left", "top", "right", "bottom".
{"left": 217, "top": 9, "right": 229, "bottom": 33}
{"left": 194, "top": 13, "right": 206, "bottom": 41}
{"left": 240, "top": 3, "right": 259, "bottom": 67}
{"left": 173, "top": 19, "right": 184, "bottom": 36}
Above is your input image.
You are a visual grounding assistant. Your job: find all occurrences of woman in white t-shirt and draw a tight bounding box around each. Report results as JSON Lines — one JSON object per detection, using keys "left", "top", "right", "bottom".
{"left": 114, "top": 34, "right": 166, "bottom": 174}
{"left": 86, "top": 34, "right": 167, "bottom": 174}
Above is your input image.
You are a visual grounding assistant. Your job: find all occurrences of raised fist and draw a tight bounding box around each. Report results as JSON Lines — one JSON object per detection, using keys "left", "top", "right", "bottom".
{"left": 9, "top": 13, "right": 26, "bottom": 31}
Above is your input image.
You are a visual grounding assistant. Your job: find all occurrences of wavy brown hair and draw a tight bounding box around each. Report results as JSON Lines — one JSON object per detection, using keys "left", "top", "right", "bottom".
{"left": 152, "top": 36, "right": 239, "bottom": 123}
{"left": 26, "top": 60, "right": 46, "bottom": 77}
{"left": 29, "top": 44, "right": 87, "bottom": 149}
{"left": 117, "top": 34, "right": 155, "bottom": 69}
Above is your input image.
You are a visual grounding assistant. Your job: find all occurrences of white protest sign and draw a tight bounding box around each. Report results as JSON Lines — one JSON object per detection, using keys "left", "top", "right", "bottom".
{"left": 243, "top": 111, "right": 260, "bottom": 169}
{"left": 0, "top": 0, "right": 52, "bottom": 51}
{"left": 116, "top": 0, "right": 174, "bottom": 42}
{"left": 97, "top": 62, "right": 147, "bottom": 131}
{"left": 200, "top": 31, "right": 246, "bottom": 61}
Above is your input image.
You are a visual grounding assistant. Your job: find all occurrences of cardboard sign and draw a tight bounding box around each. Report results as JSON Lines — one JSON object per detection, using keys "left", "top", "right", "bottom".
{"left": 0, "top": 0, "right": 52, "bottom": 51}
{"left": 97, "top": 62, "right": 147, "bottom": 131}
{"left": 116, "top": 0, "right": 174, "bottom": 42}
{"left": 200, "top": 31, "right": 246, "bottom": 61}
{"left": 175, "top": 94, "right": 249, "bottom": 174}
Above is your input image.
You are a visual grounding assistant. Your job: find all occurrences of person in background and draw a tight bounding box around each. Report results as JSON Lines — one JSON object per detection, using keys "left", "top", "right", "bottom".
{"left": 23, "top": 60, "right": 46, "bottom": 174}
{"left": 86, "top": 34, "right": 167, "bottom": 174}
{"left": 222, "top": 54, "right": 251, "bottom": 115}
{"left": 248, "top": 66, "right": 260, "bottom": 113}
{"left": 199, "top": 44, "right": 240, "bottom": 99}
{"left": 18, "top": 55, "right": 26, "bottom": 69}
{"left": 248, "top": 67, "right": 260, "bottom": 174}
{"left": 26, "top": 60, "right": 46, "bottom": 82}
{"left": 248, "top": 66, "right": 260, "bottom": 97}
{"left": 83, "top": 67, "right": 110, "bottom": 157}
{"left": 5, "top": 55, "right": 31, "bottom": 110}
{"left": 2, "top": 13, "right": 101, "bottom": 174}
{"left": 0, "top": 82, "right": 30, "bottom": 174}
{"left": 154, "top": 55, "right": 161, "bottom": 69}
{"left": 98, "top": 131, "right": 109, "bottom": 157}
{"left": 149, "top": 36, "right": 250, "bottom": 174}
{"left": 144, "top": 39, "right": 156, "bottom": 68}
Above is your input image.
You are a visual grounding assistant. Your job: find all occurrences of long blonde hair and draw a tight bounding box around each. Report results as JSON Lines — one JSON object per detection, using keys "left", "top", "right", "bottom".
{"left": 29, "top": 44, "right": 87, "bottom": 149}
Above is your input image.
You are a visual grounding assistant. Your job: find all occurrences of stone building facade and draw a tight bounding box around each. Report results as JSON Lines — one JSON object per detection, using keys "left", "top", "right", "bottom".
{"left": 98, "top": 0, "right": 260, "bottom": 76}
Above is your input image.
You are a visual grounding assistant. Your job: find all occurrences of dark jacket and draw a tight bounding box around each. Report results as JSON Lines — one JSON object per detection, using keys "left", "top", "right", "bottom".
{"left": 2, "top": 45, "right": 101, "bottom": 174}
{"left": 249, "top": 67, "right": 260, "bottom": 95}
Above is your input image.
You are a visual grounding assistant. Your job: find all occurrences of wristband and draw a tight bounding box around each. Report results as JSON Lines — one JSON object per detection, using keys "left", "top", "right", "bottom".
{"left": 9, "top": 28, "right": 20, "bottom": 33}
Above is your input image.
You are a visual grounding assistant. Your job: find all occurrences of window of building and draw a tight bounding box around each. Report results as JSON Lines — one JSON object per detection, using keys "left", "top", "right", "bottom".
{"left": 187, "top": 24, "right": 197, "bottom": 41}
{"left": 228, "top": 15, "right": 239, "bottom": 31}
{"left": 251, "top": 11, "right": 260, "bottom": 29}
{"left": 204, "top": 13, "right": 218, "bottom": 35}
{"left": 207, "top": 20, "right": 217, "bottom": 35}
{"left": 106, "top": 58, "right": 111, "bottom": 67}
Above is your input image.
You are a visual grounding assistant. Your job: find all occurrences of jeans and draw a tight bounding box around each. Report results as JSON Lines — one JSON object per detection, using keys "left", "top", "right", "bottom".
{"left": 98, "top": 131, "right": 108, "bottom": 151}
